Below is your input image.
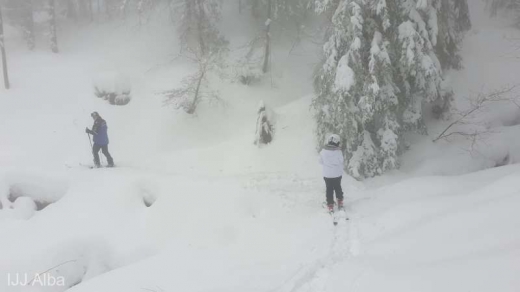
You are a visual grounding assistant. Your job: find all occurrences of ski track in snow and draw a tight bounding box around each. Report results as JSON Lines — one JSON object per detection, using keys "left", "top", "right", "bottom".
{"left": 278, "top": 213, "right": 361, "bottom": 292}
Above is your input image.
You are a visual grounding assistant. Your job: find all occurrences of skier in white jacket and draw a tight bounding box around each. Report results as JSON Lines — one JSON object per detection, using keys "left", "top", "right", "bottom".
{"left": 319, "top": 134, "right": 344, "bottom": 212}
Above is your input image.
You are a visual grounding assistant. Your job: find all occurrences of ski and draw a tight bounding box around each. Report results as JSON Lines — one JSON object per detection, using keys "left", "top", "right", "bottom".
{"left": 324, "top": 202, "right": 339, "bottom": 226}
{"left": 337, "top": 206, "right": 349, "bottom": 222}
{"left": 330, "top": 209, "right": 338, "bottom": 226}
{"left": 65, "top": 163, "right": 116, "bottom": 169}
{"left": 324, "top": 202, "right": 348, "bottom": 226}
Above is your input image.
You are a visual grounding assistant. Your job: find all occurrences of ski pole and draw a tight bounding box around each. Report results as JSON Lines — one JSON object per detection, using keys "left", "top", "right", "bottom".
{"left": 87, "top": 133, "right": 92, "bottom": 149}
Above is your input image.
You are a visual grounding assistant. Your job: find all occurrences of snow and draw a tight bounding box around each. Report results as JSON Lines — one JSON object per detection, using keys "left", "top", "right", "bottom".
{"left": 334, "top": 55, "right": 355, "bottom": 92}
{"left": 399, "top": 21, "right": 418, "bottom": 66}
{"left": 416, "top": 0, "right": 428, "bottom": 11}
{"left": 0, "top": 1, "right": 520, "bottom": 292}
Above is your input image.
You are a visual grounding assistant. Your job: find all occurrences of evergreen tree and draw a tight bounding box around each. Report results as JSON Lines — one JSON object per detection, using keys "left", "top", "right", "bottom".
{"left": 313, "top": 0, "right": 364, "bottom": 168}
{"left": 313, "top": 0, "right": 470, "bottom": 179}
{"left": 436, "top": 0, "right": 472, "bottom": 70}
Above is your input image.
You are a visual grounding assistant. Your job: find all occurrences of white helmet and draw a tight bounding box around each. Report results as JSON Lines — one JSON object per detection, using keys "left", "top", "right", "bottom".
{"left": 326, "top": 134, "right": 341, "bottom": 146}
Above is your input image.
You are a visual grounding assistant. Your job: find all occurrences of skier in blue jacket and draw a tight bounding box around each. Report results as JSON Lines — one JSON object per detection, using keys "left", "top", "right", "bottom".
{"left": 86, "top": 111, "right": 114, "bottom": 168}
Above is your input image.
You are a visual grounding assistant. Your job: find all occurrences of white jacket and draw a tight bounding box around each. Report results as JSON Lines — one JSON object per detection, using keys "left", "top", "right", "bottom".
{"left": 319, "top": 147, "right": 344, "bottom": 178}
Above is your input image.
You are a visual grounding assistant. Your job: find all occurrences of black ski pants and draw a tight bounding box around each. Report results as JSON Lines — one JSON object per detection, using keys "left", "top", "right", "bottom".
{"left": 324, "top": 176, "right": 343, "bottom": 205}
{"left": 93, "top": 144, "right": 114, "bottom": 166}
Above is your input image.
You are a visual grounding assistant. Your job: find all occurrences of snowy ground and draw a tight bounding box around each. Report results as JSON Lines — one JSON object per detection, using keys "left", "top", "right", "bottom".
{"left": 1, "top": 1, "right": 520, "bottom": 292}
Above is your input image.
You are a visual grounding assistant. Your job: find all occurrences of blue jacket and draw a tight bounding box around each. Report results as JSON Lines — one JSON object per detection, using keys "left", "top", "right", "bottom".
{"left": 91, "top": 118, "right": 109, "bottom": 145}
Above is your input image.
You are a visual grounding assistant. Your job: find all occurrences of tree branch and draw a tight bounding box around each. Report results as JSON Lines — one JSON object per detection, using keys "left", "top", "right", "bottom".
{"left": 433, "top": 85, "right": 519, "bottom": 142}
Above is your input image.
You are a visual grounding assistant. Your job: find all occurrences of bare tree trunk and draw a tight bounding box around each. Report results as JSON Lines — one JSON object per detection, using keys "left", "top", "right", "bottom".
{"left": 106, "top": 0, "right": 111, "bottom": 19}
{"left": 137, "top": 0, "right": 142, "bottom": 24}
{"left": 188, "top": 70, "right": 205, "bottom": 114}
{"left": 122, "top": 0, "right": 130, "bottom": 20}
{"left": 0, "top": 4, "right": 10, "bottom": 89}
{"left": 48, "top": 0, "right": 59, "bottom": 53}
{"left": 77, "top": 0, "right": 90, "bottom": 20}
{"left": 88, "top": 0, "right": 94, "bottom": 22}
{"left": 21, "top": 0, "right": 35, "bottom": 50}
{"left": 262, "top": 0, "right": 272, "bottom": 73}
{"left": 491, "top": 0, "right": 499, "bottom": 17}
{"left": 67, "top": 0, "right": 78, "bottom": 21}
{"left": 238, "top": 0, "right": 242, "bottom": 14}
{"left": 251, "top": 0, "right": 259, "bottom": 18}
{"left": 196, "top": 0, "right": 207, "bottom": 56}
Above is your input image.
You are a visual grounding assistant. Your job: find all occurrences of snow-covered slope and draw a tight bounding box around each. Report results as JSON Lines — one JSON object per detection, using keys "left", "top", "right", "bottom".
{"left": 1, "top": 1, "right": 520, "bottom": 292}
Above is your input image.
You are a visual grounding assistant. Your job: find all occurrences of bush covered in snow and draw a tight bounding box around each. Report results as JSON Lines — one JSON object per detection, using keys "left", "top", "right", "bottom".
{"left": 254, "top": 101, "right": 275, "bottom": 146}
{"left": 236, "top": 60, "right": 264, "bottom": 85}
{"left": 93, "top": 71, "right": 132, "bottom": 106}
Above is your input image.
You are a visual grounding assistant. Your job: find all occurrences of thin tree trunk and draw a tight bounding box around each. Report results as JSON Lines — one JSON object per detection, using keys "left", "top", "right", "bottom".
{"left": 48, "top": 0, "right": 59, "bottom": 53}
{"left": 262, "top": 0, "right": 272, "bottom": 73}
{"left": 88, "top": 0, "right": 94, "bottom": 22}
{"left": 188, "top": 70, "right": 205, "bottom": 114}
{"left": 106, "top": 0, "right": 111, "bottom": 19}
{"left": 22, "top": 0, "right": 35, "bottom": 50}
{"left": 67, "top": 0, "right": 77, "bottom": 21}
{"left": 196, "top": 0, "right": 207, "bottom": 56}
{"left": 251, "top": 0, "right": 259, "bottom": 18}
{"left": 0, "top": 4, "right": 10, "bottom": 89}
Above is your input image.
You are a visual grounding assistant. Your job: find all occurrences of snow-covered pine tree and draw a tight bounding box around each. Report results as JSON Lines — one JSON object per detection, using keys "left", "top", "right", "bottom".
{"left": 254, "top": 100, "right": 275, "bottom": 145}
{"left": 365, "top": 1, "right": 400, "bottom": 174}
{"left": 313, "top": 0, "right": 365, "bottom": 176}
{"left": 397, "top": 0, "right": 444, "bottom": 132}
{"left": 435, "top": 0, "right": 471, "bottom": 70}
{"left": 313, "top": 0, "right": 470, "bottom": 179}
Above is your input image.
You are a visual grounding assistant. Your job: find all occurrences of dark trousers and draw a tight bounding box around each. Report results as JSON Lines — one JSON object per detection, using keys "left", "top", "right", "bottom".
{"left": 93, "top": 144, "right": 114, "bottom": 166}
{"left": 324, "top": 176, "right": 343, "bottom": 205}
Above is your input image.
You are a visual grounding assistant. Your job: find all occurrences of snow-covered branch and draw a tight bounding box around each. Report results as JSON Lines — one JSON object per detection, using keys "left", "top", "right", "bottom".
{"left": 433, "top": 85, "right": 519, "bottom": 143}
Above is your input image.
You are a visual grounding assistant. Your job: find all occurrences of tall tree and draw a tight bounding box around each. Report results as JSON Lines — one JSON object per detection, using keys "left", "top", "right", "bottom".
{"left": 435, "top": 0, "right": 472, "bottom": 70}
{"left": 262, "top": 0, "right": 271, "bottom": 73}
{"left": 48, "top": 0, "right": 59, "bottom": 53}
{"left": 20, "top": 0, "right": 35, "bottom": 50}
{"left": 313, "top": 0, "right": 471, "bottom": 179}
{"left": 0, "top": 3, "right": 10, "bottom": 89}
{"left": 165, "top": 0, "right": 228, "bottom": 114}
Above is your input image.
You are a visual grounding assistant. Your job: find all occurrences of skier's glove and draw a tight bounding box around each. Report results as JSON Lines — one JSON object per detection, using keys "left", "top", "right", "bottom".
{"left": 85, "top": 127, "right": 91, "bottom": 134}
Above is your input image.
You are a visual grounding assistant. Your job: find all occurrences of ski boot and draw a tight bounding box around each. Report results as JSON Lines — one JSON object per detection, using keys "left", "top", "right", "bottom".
{"left": 337, "top": 199, "right": 344, "bottom": 210}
